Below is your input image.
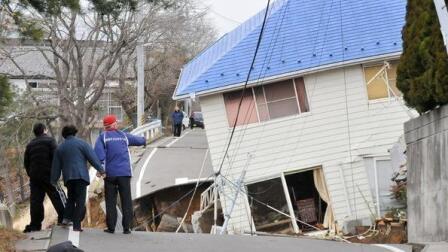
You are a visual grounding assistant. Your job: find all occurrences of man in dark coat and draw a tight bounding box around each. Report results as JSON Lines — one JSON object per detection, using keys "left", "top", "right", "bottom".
{"left": 23, "top": 123, "right": 66, "bottom": 233}
{"left": 51, "top": 125, "right": 105, "bottom": 232}
{"left": 171, "top": 106, "right": 184, "bottom": 137}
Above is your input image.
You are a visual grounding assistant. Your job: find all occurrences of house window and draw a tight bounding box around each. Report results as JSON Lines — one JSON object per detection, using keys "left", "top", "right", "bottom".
{"left": 223, "top": 90, "right": 258, "bottom": 127}
{"left": 223, "top": 77, "right": 309, "bottom": 127}
{"left": 97, "top": 92, "right": 124, "bottom": 121}
{"left": 28, "top": 82, "right": 38, "bottom": 88}
{"left": 364, "top": 62, "right": 402, "bottom": 100}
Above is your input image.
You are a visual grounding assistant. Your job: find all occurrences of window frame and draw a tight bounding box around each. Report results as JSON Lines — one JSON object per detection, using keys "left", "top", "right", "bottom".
{"left": 97, "top": 91, "right": 124, "bottom": 121}
{"left": 363, "top": 61, "right": 402, "bottom": 102}
{"left": 223, "top": 77, "right": 310, "bottom": 127}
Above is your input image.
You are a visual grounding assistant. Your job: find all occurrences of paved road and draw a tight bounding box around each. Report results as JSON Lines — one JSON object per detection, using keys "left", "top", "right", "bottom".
{"left": 131, "top": 129, "right": 214, "bottom": 200}
{"left": 45, "top": 226, "right": 412, "bottom": 252}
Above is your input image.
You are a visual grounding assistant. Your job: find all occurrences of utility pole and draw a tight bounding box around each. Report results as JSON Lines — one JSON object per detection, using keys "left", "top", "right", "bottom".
{"left": 136, "top": 0, "right": 146, "bottom": 127}
{"left": 137, "top": 44, "right": 145, "bottom": 127}
{"left": 434, "top": 0, "right": 448, "bottom": 54}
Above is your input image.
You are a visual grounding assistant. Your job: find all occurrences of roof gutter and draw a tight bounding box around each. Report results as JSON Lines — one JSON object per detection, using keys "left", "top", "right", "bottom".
{"left": 173, "top": 52, "right": 402, "bottom": 100}
{"left": 172, "top": 67, "right": 184, "bottom": 100}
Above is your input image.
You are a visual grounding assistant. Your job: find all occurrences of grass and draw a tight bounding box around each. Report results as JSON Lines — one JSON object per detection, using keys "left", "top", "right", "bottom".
{"left": 0, "top": 227, "right": 24, "bottom": 252}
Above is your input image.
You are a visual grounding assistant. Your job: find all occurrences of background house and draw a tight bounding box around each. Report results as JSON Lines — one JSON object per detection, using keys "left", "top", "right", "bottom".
{"left": 174, "top": 0, "right": 415, "bottom": 234}
{"left": 0, "top": 40, "right": 129, "bottom": 140}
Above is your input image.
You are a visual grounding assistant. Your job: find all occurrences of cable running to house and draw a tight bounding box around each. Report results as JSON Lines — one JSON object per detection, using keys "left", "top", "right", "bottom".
{"left": 218, "top": 2, "right": 292, "bottom": 199}
{"left": 213, "top": 1, "right": 292, "bottom": 233}
{"left": 262, "top": 0, "right": 335, "bottom": 177}
{"left": 219, "top": 174, "right": 320, "bottom": 233}
{"left": 218, "top": 0, "right": 338, "bottom": 233}
{"left": 215, "top": 0, "right": 271, "bottom": 176}
{"left": 338, "top": 0, "right": 358, "bottom": 220}
{"left": 138, "top": 0, "right": 274, "bottom": 230}
{"left": 139, "top": 173, "right": 216, "bottom": 226}
{"left": 175, "top": 149, "right": 210, "bottom": 233}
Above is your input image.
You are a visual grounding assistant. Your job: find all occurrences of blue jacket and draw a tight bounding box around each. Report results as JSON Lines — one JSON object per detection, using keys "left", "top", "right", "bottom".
{"left": 171, "top": 111, "right": 184, "bottom": 125}
{"left": 94, "top": 130, "right": 146, "bottom": 177}
{"left": 51, "top": 136, "right": 104, "bottom": 185}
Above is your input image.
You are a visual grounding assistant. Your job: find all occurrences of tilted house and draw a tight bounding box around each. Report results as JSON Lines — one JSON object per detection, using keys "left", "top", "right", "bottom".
{"left": 174, "top": 0, "right": 414, "bottom": 234}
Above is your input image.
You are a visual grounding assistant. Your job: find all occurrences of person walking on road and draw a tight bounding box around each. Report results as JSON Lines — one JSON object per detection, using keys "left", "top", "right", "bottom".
{"left": 171, "top": 106, "right": 183, "bottom": 137}
{"left": 23, "top": 123, "right": 66, "bottom": 233}
{"left": 51, "top": 125, "right": 105, "bottom": 232}
{"left": 94, "top": 115, "right": 146, "bottom": 234}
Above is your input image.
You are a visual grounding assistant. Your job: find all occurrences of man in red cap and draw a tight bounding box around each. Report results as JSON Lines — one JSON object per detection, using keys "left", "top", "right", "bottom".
{"left": 94, "top": 114, "right": 146, "bottom": 234}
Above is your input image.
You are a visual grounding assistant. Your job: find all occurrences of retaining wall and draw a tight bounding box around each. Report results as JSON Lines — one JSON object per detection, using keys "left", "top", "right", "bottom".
{"left": 404, "top": 105, "right": 448, "bottom": 242}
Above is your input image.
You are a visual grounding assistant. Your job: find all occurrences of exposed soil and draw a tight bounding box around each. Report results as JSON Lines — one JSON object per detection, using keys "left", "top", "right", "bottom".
{"left": 83, "top": 196, "right": 107, "bottom": 229}
{"left": 346, "top": 222, "right": 407, "bottom": 244}
{"left": 0, "top": 228, "right": 24, "bottom": 252}
{"left": 13, "top": 197, "right": 58, "bottom": 231}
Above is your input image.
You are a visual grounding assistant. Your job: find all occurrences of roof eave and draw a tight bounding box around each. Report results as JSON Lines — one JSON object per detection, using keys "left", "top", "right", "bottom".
{"left": 173, "top": 51, "right": 402, "bottom": 100}
{"left": 172, "top": 67, "right": 184, "bottom": 100}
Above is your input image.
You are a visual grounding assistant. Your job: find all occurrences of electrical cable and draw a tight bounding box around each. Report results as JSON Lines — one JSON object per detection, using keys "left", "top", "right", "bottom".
{"left": 138, "top": 0, "right": 344, "bottom": 235}
{"left": 218, "top": 0, "right": 337, "bottom": 233}
{"left": 220, "top": 174, "right": 352, "bottom": 243}
{"left": 222, "top": 0, "right": 290, "bottom": 182}
{"left": 215, "top": 0, "right": 272, "bottom": 176}
{"left": 175, "top": 149, "right": 210, "bottom": 233}
{"left": 139, "top": 173, "right": 216, "bottom": 226}
{"left": 255, "top": 0, "right": 334, "bottom": 175}
{"left": 338, "top": 0, "right": 358, "bottom": 220}
{"left": 216, "top": 1, "right": 292, "bottom": 233}
{"left": 138, "top": 0, "right": 274, "bottom": 231}
{"left": 209, "top": 8, "right": 242, "bottom": 24}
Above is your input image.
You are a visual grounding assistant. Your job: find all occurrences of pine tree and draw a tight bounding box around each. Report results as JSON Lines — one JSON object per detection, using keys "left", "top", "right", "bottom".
{"left": 397, "top": 0, "right": 448, "bottom": 113}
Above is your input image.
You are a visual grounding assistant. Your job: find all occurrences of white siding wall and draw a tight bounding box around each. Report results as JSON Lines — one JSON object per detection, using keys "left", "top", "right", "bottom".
{"left": 200, "top": 65, "right": 413, "bottom": 233}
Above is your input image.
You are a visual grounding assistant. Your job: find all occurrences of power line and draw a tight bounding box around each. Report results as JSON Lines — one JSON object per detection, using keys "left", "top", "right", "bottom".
{"left": 175, "top": 149, "right": 210, "bottom": 233}
{"left": 216, "top": 0, "right": 272, "bottom": 176}
{"left": 220, "top": 174, "right": 323, "bottom": 233}
{"left": 136, "top": 0, "right": 272, "bottom": 231}
{"left": 137, "top": 173, "right": 216, "bottom": 226}
{"left": 209, "top": 8, "right": 242, "bottom": 24}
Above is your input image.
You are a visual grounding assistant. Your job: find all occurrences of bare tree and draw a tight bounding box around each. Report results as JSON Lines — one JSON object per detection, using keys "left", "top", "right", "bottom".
{"left": 1, "top": 0, "right": 194, "bottom": 140}
{"left": 114, "top": 0, "right": 216, "bottom": 126}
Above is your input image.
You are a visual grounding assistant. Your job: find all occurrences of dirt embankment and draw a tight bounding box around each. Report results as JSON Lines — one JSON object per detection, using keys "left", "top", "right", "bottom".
{"left": 13, "top": 197, "right": 58, "bottom": 232}
{"left": 0, "top": 228, "right": 24, "bottom": 252}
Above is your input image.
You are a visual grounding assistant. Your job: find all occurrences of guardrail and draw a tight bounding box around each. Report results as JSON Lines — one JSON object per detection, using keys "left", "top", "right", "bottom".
{"left": 130, "top": 119, "right": 163, "bottom": 142}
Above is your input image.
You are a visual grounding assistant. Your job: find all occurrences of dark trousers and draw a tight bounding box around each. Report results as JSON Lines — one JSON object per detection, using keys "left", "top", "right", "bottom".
{"left": 105, "top": 176, "right": 133, "bottom": 231}
{"left": 29, "top": 179, "right": 66, "bottom": 229}
{"left": 173, "top": 123, "right": 182, "bottom": 137}
{"left": 64, "top": 179, "right": 88, "bottom": 230}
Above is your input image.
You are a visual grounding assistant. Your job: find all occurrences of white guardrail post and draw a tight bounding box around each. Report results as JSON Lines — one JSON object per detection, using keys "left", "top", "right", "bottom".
{"left": 130, "top": 119, "right": 163, "bottom": 142}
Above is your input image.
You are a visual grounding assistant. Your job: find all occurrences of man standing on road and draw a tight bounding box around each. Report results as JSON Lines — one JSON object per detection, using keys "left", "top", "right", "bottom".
{"left": 23, "top": 123, "right": 66, "bottom": 233}
{"left": 51, "top": 125, "right": 105, "bottom": 232}
{"left": 171, "top": 106, "right": 183, "bottom": 137}
{"left": 94, "top": 115, "right": 146, "bottom": 234}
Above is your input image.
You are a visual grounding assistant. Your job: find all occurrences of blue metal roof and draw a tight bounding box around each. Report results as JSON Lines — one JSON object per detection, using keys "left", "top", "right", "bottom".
{"left": 175, "top": 0, "right": 406, "bottom": 98}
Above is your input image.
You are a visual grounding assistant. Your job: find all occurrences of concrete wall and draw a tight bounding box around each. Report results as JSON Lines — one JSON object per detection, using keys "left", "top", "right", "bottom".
{"left": 405, "top": 105, "right": 448, "bottom": 242}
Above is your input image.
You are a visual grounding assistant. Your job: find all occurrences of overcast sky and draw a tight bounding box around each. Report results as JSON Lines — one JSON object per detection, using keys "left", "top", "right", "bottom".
{"left": 200, "top": 0, "right": 268, "bottom": 35}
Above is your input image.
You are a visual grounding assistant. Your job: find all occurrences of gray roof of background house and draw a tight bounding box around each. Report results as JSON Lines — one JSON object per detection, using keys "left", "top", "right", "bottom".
{"left": 0, "top": 41, "right": 136, "bottom": 80}
{"left": 0, "top": 46, "right": 54, "bottom": 79}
